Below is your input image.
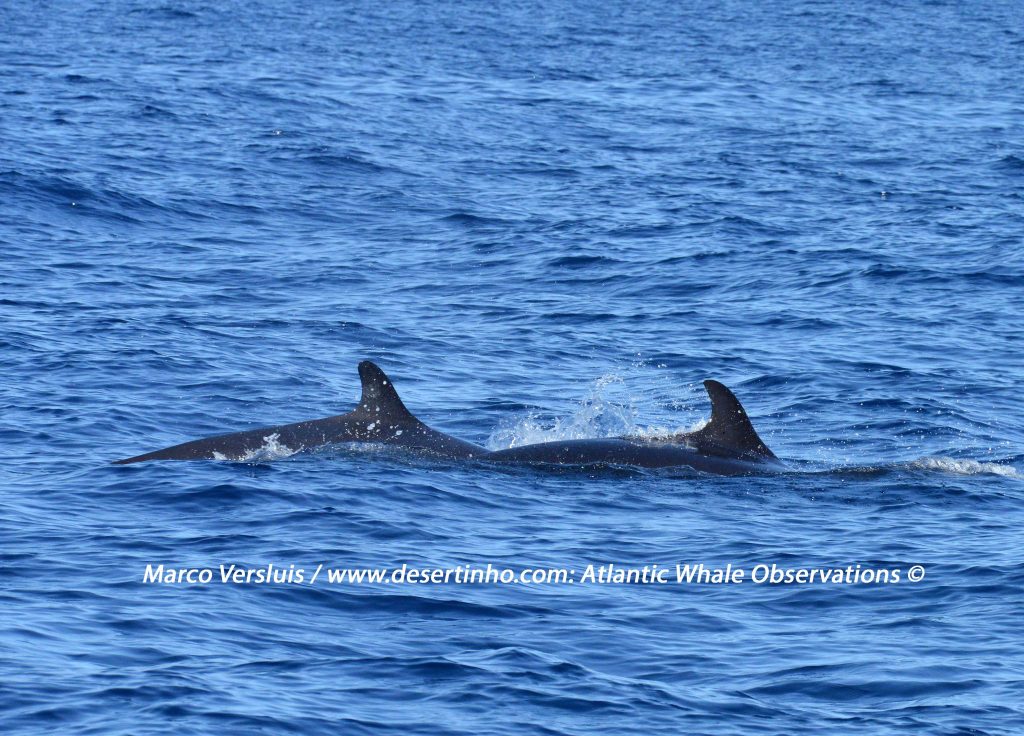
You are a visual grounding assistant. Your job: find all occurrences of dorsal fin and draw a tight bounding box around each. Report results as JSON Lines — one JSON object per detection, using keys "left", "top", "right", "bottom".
{"left": 355, "top": 361, "right": 419, "bottom": 425}
{"left": 687, "top": 380, "right": 776, "bottom": 459}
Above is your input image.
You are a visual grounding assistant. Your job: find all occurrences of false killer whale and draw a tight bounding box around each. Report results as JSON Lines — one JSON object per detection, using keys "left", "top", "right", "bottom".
{"left": 113, "top": 361, "right": 781, "bottom": 475}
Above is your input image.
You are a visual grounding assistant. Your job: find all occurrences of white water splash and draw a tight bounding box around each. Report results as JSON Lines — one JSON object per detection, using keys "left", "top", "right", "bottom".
{"left": 211, "top": 433, "right": 299, "bottom": 462}
{"left": 486, "top": 371, "right": 706, "bottom": 450}
{"left": 911, "top": 456, "right": 1020, "bottom": 478}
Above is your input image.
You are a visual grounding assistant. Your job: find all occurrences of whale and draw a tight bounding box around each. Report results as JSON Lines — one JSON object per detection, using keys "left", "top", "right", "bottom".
{"left": 113, "top": 361, "right": 781, "bottom": 475}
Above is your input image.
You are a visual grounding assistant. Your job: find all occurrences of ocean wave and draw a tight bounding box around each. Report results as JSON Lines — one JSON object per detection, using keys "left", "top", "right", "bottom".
{"left": 909, "top": 456, "right": 1020, "bottom": 478}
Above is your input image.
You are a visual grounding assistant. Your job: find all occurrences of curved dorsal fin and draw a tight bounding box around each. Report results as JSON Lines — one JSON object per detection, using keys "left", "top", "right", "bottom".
{"left": 688, "top": 380, "right": 776, "bottom": 459}
{"left": 355, "top": 361, "right": 419, "bottom": 425}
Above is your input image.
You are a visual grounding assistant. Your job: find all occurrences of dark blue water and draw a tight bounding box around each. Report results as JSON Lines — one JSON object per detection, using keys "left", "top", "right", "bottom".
{"left": 3, "top": 1, "right": 1024, "bottom": 733}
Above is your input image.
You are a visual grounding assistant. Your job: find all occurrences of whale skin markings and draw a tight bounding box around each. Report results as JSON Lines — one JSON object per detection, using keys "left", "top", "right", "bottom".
{"left": 113, "top": 361, "right": 780, "bottom": 475}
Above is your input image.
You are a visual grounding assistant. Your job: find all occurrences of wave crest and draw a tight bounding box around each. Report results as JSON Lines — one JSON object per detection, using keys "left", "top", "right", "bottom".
{"left": 911, "top": 457, "right": 1020, "bottom": 478}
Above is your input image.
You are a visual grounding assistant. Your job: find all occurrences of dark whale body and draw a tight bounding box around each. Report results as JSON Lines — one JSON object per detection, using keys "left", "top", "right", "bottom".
{"left": 113, "top": 361, "right": 781, "bottom": 475}
{"left": 486, "top": 439, "right": 775, "bottom": 475}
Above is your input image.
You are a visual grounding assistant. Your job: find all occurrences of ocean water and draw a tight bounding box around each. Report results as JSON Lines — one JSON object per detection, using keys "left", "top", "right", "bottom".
{"left": 3, "top": 0, "right": 1024, "bottom": 733}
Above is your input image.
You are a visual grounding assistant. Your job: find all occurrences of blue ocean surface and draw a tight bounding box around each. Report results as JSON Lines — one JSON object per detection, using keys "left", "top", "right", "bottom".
{"left": 2, "top": 0, "right": 1024, "bottom": 733}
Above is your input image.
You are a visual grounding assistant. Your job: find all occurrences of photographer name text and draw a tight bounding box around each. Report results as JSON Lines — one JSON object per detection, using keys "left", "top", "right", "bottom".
{"left": 142, "top": 562, "right": 927, "bottom": 586}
